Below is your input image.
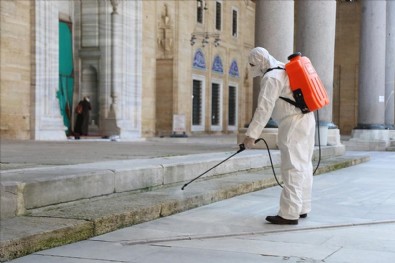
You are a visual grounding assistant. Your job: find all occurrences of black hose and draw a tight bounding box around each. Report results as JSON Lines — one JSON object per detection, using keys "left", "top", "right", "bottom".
{"left": 254, "top": 138, "right": 283, "bottom": 188}
{"left": 313, "top": 110, "right": 321, "bottom": 175}
{"left": 182, "top": 112, "right": 322, "bottom": 190}
{"left": 256, "top": 110, "right": 322, "bottom": 188}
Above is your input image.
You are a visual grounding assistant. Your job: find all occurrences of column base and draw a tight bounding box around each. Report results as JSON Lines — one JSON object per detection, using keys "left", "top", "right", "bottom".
{"left": 315, "top": 122, "right": 341, "bottom": 146}
{"left": 390, "top": 130, "right": 395, "bottom": 140}
{"left": 355, "top": 123, "right": 387, "bottom": 129}
{"left": 33, "top": 119, "right": 67, "bottom": 141}
{"left": 117, "top": 120, "right": 142, "bottom": 141}
{"left": 238, "top": 128, "right": 278, "bottom": 149}
{"left": 343, "top": 129, "right": 390, "bottom": 151}
{"left": 327, "top": 128, "right": 342, "bottom": 146}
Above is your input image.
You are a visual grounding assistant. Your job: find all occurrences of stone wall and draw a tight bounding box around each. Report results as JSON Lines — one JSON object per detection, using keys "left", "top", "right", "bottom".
{"left": 141, "top": 0, "right": 256, "bottom": 136}
{"left": 1, "top": 0, "right": 379, "bottom": 140}
{"left": 334, "top": 1, "right": 360, "bottom": 134}
{"left": 141, "top": 0, "right": 157, "bottom": 137}
{"left": 0, "top": 0, "right": 32, "bottom": 139}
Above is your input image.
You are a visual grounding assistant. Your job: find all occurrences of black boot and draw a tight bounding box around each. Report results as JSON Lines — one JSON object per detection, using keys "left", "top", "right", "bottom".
{"left": 266, "top": 215, "right": 298, "bottom": 225}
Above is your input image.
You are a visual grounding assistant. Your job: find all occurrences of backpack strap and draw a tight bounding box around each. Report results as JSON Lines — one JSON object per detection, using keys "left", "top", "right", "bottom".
{"left": 280, "top": 91, "right": 310, "bottom": 114}
{"left": 262, "top": 67, "right": 310, "bottom": 114}
{"left": 263, "top": 66, "right": 285, "bottom": 75}
{"left": 279, "top": 96, "right": 298, "bottom": 107}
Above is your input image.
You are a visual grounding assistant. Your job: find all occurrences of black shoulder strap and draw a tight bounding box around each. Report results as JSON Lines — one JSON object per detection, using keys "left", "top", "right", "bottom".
{"left": 280, "top": 93, "right": 310, "bottom": 114}
{"left": 263, "top": 66, "right": 285, "bottom": 75}
{"left": 279, "top": 96, "right": 298, "bottom": 107}
{"left": 262, "top": 66, "right": 309, "bottom": 114}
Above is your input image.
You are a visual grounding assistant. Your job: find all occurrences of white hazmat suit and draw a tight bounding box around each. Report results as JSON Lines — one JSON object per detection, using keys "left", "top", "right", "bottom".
{"left": 244, "top": 47, "right": 315, "bottom": 224}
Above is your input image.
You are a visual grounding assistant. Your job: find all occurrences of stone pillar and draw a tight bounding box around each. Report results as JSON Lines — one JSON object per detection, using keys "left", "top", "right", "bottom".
{"left": 101, "top": 0, "right": 121, "bottom": 136}
{"left": 99, "top": 0, "right": 142, "bottom": 140}
{"left": 385, "top": 1, "right": 395, "bottom": 132}
{"left": 243, "top": 1, "right": 294, "bottom": 148}
{"left": 254, "top": 1, "right": 294, "bottom": 62}
{"left": 253, "top": 0, "right": 294, "bottom": 110}
{"left": 357, "top": 0, "right": 386, "bottom": 129}
{"left": 110, "top": 0, "right": 121, "bottom": 118}
{"left": 118, "top": 0, "right": 143, "bottom": 139}
{"left": 31, "top": 0, "right": 67, "bottom": 140}
{"left": 295, "top": 0, "right": 339, "bottom": 146}
{"left": 345, "top": 0, "right": 389, "bottom": 150}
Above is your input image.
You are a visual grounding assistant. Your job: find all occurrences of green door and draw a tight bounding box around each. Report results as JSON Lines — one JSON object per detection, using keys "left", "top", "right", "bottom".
{"left": 58, "top": 21, "right": 74, "bottom": 135}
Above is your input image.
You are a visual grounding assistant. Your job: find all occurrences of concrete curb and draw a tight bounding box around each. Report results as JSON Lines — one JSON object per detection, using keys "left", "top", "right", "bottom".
{"left": 0, "top": 150, "right": 279, "bottom": 218}
{"left": 0, "top": 152, "right": 369, "bottom": 262}
{"left": 0, "top": 146, "right": 344, "bottom": 219}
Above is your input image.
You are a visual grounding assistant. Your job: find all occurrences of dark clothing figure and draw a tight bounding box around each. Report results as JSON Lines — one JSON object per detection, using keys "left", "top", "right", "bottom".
{"left": 74, "top": 97, "right": 91, "bottom": 139}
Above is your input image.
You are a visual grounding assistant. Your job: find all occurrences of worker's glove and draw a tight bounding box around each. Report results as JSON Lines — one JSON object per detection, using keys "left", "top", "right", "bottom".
{"left": 243, "top": 136, "right": 256, "bottom": 149}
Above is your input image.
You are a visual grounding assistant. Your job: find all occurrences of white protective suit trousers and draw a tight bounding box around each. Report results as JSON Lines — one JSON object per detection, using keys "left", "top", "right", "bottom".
{"left": 277, "top": 112, "right": 315, "bottom": 220}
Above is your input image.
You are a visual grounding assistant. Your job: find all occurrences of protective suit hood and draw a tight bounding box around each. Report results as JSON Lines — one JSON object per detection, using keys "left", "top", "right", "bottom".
{"left": 248, "top": 47, "right": 285, "bottom": 78}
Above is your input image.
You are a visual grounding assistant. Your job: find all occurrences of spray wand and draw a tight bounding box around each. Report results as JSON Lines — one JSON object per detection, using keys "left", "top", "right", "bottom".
{"left": 181, "top": 143, "right": 246, "bottom": 190}
{"left": 181, "top": 122, "right": 323, "bottom": 191}
{"left": 181, "top": 137, "right": 285, "bottom": 190}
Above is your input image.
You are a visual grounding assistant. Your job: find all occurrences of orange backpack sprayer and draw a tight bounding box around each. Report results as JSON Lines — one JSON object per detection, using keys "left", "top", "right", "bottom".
{"left": 275, "top": 52, "right": 329, "bottom": 113}
{"left": 265, "top": 52, "right": 330, "bottom": 113}
{"left": 284, "top": 52, "right": 329, "bottom": 113}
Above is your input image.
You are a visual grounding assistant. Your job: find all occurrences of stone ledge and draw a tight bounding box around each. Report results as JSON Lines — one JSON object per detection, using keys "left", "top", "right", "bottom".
{"left": 0, "top": 217, "right": 93, "bottom": 262}
{"left": 0, "top": 150, "right": 281, "bottom": 218}
{"left": 0, "top": 153, "right": 369, "bottom": 262}
{"left": 0, "top": 146, "right": 345, "bottom": 219}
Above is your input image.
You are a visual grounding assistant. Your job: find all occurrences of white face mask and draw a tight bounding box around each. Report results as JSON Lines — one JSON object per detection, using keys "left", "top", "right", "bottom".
{"left": 249, "top": 64, "right": 263, "bottom": 78}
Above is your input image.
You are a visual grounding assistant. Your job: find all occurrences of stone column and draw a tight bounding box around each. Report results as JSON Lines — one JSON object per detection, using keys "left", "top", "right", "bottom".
{"left": 295, "top": 0, "right": 338, "bottom": 145}
{"left": 254, "top": 0, "right": 294, "bottom": 62}
{"left": 118, "top": 0, "right": 143, "bottom": 139}
{"left": 99, "top": 0, "right": 142, "bottom": 139}
{"left": 346, "top": 0, "right": 389, "bottom": 150}
{"left": 385, "top": 1, "right": 395, "bottom": 131}
{"left": 31, "top": 0, "right": 67, "bottom": 140}
{"left": 110, "top": 0, "right": 121, "bottom": 118}
{"left": 357, "top": 0, "right": 386, "bottom": 129}
{"left": 254, "top": 0, "right": 294, "bottom": 110}
{"left": 101, "top": 0, "right": 121, "bottom": 136}
{"left": 242, "top": 1, "right": 294, "bottom": 148}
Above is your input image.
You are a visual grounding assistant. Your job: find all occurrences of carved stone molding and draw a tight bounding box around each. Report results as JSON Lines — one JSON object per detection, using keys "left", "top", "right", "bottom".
{"left": 110, "top": 0, "right": 119, "bottom": 14}
{"left": 157, "top": 3, "right": 173, "bottom": 58}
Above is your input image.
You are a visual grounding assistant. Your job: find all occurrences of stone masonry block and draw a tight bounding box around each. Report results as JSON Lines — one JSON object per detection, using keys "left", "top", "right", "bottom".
{"left": 114, "top": 165, "right": 164, "bottom": 193}
{"left": 23, "top": 170, "right": 115, "bottom": 209}
{"left": 0, "top": 182, "right": 25, "bottom": 219}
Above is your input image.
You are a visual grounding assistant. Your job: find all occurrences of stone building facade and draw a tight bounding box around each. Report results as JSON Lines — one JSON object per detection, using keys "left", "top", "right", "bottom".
{"left": 1, "top": 0, "right": 142, "bottom": 140}
{"left": 1, "top": 0, "right": 394, "bottom": 149}
{"left": 141, "top": 0, "right": 255, "bottom": 137}
{"left": 0, "top": 0, "right": 254, "bottom": 140}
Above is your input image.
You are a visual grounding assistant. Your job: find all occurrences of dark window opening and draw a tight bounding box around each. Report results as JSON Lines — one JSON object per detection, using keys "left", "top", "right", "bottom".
{"left": 193, "top": 80, "right": 202, "bottom": 125}
{"left": 232, "top": 10, "right": 238, "bottom": 37}
{"left": 211, "top": 83, "right": 220, "bottom": 126}
{"left": 216, "top": 2, "right": 222, "bottom": 31}
{"left": 228, "top": 86, "right": 236, "bottom": 126}
{"left": 197, "top": 0, "right": 203, "bottom": 23}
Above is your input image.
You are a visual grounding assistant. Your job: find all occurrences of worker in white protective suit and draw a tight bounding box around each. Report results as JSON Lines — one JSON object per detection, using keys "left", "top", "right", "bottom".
{"left": 243, "top": 47, "right": 315, "bottom": 225}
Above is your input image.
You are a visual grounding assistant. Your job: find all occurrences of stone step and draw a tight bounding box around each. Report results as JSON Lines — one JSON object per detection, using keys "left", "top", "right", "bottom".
{"left": 0, "top": 151, "right": 369, "bottom": 262}
{"left": 0, "top": 145, "right": 345, "bottom": 219}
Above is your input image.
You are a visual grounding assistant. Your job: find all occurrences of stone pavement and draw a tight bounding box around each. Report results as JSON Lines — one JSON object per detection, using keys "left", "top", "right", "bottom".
{"left": 4, "top": 151, "right": 395, "bottom": 263}
{"left": 0, "top": 136, "right": 375, "bottom": 261}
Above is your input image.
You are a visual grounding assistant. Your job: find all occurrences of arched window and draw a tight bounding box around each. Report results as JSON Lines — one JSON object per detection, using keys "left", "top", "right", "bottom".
{"left": 193, "top": 49, "right": 206, "bottom": 70}
{"left": 212, "top": 55, "right": 223, "bottom": 74}
{"left": 229, "top": 59, "right": 239, "bottom": 78}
